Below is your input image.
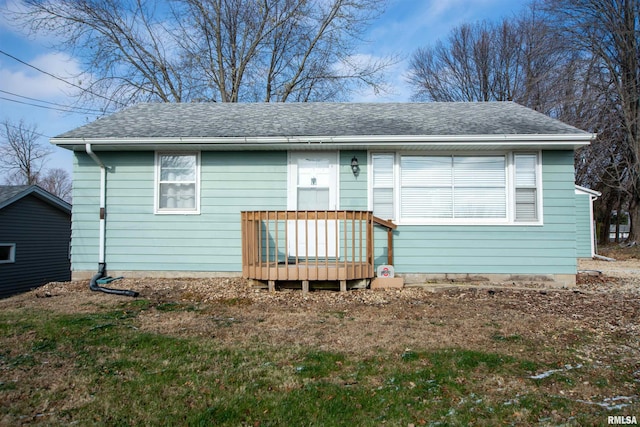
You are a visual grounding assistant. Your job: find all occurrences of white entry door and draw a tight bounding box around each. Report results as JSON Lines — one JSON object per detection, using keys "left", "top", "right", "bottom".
{"left": 288, "top": 152, "right": 338, "bottom": 258}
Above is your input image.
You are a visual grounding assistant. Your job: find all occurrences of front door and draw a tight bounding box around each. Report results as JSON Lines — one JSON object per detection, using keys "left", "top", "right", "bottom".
{"left": 288, "top": 152, "right": 338, "bottom": 258}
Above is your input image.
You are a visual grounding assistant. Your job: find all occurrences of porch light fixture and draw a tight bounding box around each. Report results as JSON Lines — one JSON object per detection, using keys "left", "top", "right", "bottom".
{"left": 351, "top": 156, "right": 360, "bottom": 176}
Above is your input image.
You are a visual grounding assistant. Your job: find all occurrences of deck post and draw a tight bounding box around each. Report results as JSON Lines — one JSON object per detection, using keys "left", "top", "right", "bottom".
{"left": 302, "top": 280, "right": 309, "bottom": 294}
{"left": 340, "top": 280, "right": 347, "bottom": 292}
{"left": 387, "top": 228, "right": 394, "bottom": 266}
{"left": 268, "top": 280, "right": 276, "bottom": 292}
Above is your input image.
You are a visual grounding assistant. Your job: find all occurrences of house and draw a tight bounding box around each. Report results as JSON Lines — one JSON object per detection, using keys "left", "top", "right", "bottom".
{"left": 0, "top": 185, "right": 71, "bottom": 298}
{"left": 575, "top": 185, "right": 601, "bottom": 258}
{"left": 51, "top": 102, "right": 594, "bottom": 288}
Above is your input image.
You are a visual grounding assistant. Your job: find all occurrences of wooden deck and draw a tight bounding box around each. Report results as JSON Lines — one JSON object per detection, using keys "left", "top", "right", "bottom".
{"left": 241, "top": 211, "right": 395, "bottom": 290}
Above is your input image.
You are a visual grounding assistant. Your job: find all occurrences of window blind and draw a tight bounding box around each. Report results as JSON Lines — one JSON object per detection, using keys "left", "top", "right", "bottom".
{"left": 400, "top": 155, "right": 506, "bottom": 219}
{"left": 514, "top": 154, "right": 538, "bottom": 221}
{"left": 372, "top": 154, "right": 395, "bottom": 219}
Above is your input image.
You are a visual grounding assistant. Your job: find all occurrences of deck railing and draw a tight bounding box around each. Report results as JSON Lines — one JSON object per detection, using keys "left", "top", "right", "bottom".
{"left": 241, "top": 211, "right": 395, "bottom": 287}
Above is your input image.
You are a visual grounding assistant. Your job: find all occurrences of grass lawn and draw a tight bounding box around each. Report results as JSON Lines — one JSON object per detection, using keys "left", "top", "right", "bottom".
{"left": 1, "top": 283, "right": 638, "bottom": 426}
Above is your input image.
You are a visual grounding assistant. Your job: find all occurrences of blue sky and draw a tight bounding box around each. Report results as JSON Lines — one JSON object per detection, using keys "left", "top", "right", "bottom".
{"left": 0, "top": 0, "right": 529, "bottom": 181}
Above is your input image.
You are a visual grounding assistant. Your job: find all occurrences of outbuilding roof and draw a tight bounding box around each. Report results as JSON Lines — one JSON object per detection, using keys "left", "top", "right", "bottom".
{"left": 52, "top": 102, "right": 593, "bottom": 151}
{"left": 0, "top": 185, "right": 71, "bottom": 214}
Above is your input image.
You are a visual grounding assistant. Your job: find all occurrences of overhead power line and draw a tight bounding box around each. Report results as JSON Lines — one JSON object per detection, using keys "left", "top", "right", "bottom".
{"left": 1, "top": 120, "right": 53, "bottom": 139}
{"left": 0, "top": 95, "right": 97, "bottom": 115}
{"left": 0, "top": 89, "right": 104, "bottom": 115}
{"left": 0, "top": 49, "right": 127, "bottom": 108}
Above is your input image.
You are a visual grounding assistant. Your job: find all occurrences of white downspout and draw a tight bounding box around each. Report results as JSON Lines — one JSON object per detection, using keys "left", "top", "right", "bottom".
{"left": 590, "top": 194, "right": 598, "bottom": 258}
{"left": 85, "top": 143, "right": 106, "bottom": 264}
{"left": 84, "top": 144, "right": 139, "bottom": 297}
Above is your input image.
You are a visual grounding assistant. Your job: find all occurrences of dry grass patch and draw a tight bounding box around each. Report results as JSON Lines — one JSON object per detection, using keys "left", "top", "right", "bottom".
{"left": 1, "top": 258, "right": 640, "bottom": 425}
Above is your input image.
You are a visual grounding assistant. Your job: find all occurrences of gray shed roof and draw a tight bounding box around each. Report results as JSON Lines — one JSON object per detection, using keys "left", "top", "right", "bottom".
{"left": 52, "top": 102, "right": 593, "bottom": 151}
{"left": 0, "top": 185, "right": 71, "bottom": 213}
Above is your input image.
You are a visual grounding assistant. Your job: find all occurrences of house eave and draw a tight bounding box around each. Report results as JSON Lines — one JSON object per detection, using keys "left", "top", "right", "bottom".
{"left": 51, "top": 133, "right": 594, "bottom": 152}
{"left": 575, "top": 185, "right": 602, "bottom": 198}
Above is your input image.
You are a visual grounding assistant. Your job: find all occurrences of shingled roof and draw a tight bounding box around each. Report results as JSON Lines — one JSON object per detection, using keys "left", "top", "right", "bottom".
{"left": 56, "top": 102, "right": 589, "bottom": 139}
{"left": 0, "top": 185, "right": 71, "bottom": 213}
{"left": 52, "top": 102, "right": 591, "bottom": 149}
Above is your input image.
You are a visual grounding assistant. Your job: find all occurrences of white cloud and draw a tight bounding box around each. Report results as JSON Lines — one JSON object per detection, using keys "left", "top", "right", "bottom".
{"left": 0, "top": 52, "right": 86, "bottom": 100}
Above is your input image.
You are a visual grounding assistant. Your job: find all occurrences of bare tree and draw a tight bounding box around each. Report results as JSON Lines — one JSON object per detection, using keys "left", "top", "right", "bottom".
{"left": 543, "top": 0, "right": 640, "bottom": 242}
{"left": 0, "top": 119, "right": 51, "bottom": 186}
{"left": 12, "top": 0, "right": 186, "bottom": 109}
{"left": 406, "top": 6, "right": 577, "bottom": 114}
{"left": 13, "top": 0, "right": 393, "bottom": 106}
{"left": 39, "top": 168, "right": 73, "bottom": 203}
{"left": 407, "top": 20, "right": 527, "bottom": 103}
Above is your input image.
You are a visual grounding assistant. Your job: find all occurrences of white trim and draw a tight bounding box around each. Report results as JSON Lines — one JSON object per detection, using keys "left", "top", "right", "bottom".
{"left": 575, "top": 185, "right": 601, "bottom": 197}
{"left": 287, "top": 151, "right": 340, "bottom": 258}
{"left": 52, "top": 133, "right": 594, "bottom": 147}
{"left": 287, "top": 151, "right": 339, "bottom": 210}
{"left": 85, "top": 143, "right": 107, "bottom": 263}
{"left": 513, "top": 151, "right": 544, "bottom": 225}
{"left": 0, "top": 243, "right": 16, "bottom": 264}
{"left": 575, "top": 185, "right": 600, "bottom": 257}
{"left": 368, "top": 152, "right": 396, "bottom": 221}
{"left": 154, "top": 151, "right": 201, "bottom": 215}
{"left": 0, "top": 186, "right": 71, "bottom": 213}
{"left": 589, "top": 194, "right": 596, "bottom": 257}
{"left": 368, "top": 150, "right": 544, "bottom": 226}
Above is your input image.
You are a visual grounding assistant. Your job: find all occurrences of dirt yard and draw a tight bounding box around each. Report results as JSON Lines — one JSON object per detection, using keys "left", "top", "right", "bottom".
{"left": 2, "top": 255, "right": 639, "bottom": 425}
{"left": 4, "top": 258, "right": 639, "bottom": 364}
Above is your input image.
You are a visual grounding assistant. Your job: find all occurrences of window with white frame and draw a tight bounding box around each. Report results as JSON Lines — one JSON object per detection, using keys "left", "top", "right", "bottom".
{"left": 156, "top": 152, "right": 200, "bottom": 213}
{"left": 370, "top": 152, "right": 541, "bottom": 224}
{"left": 514, "top": 153, "right": 538, "bottom": 222}
{"left": 371, "top": 153, "right": 395, "bottom": 220}
{"left": 0, "top": 244, "right": 16, "bottom": 263}
{"left": 401, "top": 155, "right": 506, "bottom": 220}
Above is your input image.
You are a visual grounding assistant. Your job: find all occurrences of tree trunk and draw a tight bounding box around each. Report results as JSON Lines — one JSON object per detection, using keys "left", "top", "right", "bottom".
{"left": 598, "top": 205, "right": 612, "bottom": 246}
{"left": 614, "top": 197, "right": 623, "bottom": 243}
{"left": 627, "top": 197, "right": 640, "bottom": 243}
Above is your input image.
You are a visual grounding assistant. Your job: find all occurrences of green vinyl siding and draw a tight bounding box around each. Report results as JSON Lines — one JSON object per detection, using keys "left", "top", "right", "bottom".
{"left": 72, "top": 149, "right": 578, "bottom": 277}
{"left": 71, "top": 151, "right": 287, "bottom": 272}
{"left": 373, "top": 150, "right": 577, "bottom": 275}
{"left": 70, "top": 154, "right": 101, "bottom": 271}
{"left": 340, "top": 151, "right": 367, "bottom": 210}
{"left": 575, "top": 192, "right": 594, "bottom": 258}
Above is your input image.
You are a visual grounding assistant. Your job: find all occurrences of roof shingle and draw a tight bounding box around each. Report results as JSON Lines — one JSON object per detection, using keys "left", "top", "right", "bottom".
{"left": 54, "top": 102, "right": 589, "bottom": 140}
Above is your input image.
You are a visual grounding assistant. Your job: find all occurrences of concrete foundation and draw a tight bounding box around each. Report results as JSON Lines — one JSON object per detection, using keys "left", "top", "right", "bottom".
{"left": 399, "top": 273, "right": 576, "bottom": 288}
{"left": 72, "top": 270, "right": 576, "bottom": 288}
{"left": 72, "top": 270, "right": 242, "bottom": 281}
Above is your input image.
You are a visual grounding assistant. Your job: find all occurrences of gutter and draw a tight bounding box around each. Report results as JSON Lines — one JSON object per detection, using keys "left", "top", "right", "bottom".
{"left": 85, "top": 143, "right": 139, "bottom": 297}
{"left": 52, "top": 133, "right": 595, "bottom": 151}
{"left": 54, "top": 133, "right": 596, "bottom": 144}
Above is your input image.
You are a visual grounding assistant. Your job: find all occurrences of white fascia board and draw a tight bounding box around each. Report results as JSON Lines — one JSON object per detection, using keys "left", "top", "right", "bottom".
{"left": 51, "top": 133, "right": 594, "bottom": 150}
{"left": 575, "top": 185, "right": 602, "bottom": 197}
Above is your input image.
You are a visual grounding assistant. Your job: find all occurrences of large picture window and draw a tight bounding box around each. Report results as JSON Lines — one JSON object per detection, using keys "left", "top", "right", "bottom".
{"left": 155, "top": 152, "right": 200, "bottom": 214}
{"left": 370, "top": 152, "right": 541, "bottom": 224}
{"left": 401, "top": 155, "right": 506, "bottom": 220}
